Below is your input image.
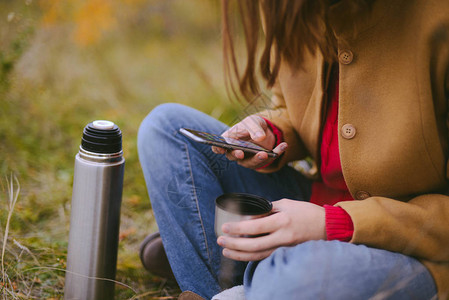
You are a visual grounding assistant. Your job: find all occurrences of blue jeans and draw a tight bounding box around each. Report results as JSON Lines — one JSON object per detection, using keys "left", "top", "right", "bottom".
{"left": 138, "top": 103, "right": 437, "bottom": 300}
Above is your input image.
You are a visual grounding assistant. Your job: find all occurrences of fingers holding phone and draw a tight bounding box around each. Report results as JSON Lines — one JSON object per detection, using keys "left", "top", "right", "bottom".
{"left": 214, "top": 115, "right": 287, "bottom": 169}
{"left": 223, "top": 115, "right": 269, "bottom": 143}
{"left": 211, "top": 115, "right": 269, "bottom": 156}
{"left": 226, "top": 141, "right": 287, "bottom": 169}
{"left": 179, "top": 115, "right": 286, "bottom": 170}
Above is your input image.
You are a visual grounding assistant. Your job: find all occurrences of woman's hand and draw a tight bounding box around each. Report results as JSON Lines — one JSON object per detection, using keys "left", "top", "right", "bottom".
{"left": 211, "top": 115, "right": 287, "bottom": 169}
{"left": 216, "top": 199, "right": 326, "bottom": 261}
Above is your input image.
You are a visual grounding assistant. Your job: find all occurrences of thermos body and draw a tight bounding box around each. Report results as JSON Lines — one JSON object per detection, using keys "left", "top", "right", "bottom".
{"left": 65, "top": 121, "right": 125, "bottom": 300}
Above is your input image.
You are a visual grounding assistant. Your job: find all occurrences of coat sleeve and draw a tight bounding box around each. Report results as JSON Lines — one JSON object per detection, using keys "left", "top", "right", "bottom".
{"left": 337, "top": 194, "right": 449, "bottom": 262}
{"left": 256, "top": 79, "right": 309, "bottom": 173}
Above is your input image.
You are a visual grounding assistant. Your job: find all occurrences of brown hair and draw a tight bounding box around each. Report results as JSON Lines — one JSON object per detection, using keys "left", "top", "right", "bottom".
{"left": 221, "top": 0, "right": 372, "bottom": 101}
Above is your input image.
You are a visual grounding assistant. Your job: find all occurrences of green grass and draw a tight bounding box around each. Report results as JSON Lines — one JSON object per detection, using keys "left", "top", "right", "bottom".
{"left": 0, "top": 1, "right": 244, "bottom": 298}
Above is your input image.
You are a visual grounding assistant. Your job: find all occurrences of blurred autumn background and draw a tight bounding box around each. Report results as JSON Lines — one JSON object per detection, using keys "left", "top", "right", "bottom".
{"left": 0, "top": 0, "right": 243, "bottom": 298}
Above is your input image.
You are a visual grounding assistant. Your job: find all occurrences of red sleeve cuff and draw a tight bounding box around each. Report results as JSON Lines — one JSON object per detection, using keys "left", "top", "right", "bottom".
{"left": 256, "top": 118, "right": 284, "bottom": 171}
{"left": 324, "top": 205, "right": 354, "bottom": 242}
{"left": 260, "top": 117, "right": 283, "bottom": 147}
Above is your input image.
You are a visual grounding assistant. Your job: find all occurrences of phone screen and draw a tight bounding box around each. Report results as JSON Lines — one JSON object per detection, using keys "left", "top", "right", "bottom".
{"left": 179, "top": 128, "right": 277, "bottom": 157}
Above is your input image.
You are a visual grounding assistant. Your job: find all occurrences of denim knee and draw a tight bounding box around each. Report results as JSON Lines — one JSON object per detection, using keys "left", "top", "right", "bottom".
{"left": 244, "top": 240, "right": 436, "bottom": 300}
{"left": 138, "top": 103, "right": 193, "bottom": 156}
{"left": 139, "top": 103, "right": 187, "bottom": 137}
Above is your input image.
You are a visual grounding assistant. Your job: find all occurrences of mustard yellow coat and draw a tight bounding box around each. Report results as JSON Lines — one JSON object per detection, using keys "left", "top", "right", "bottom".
{"left": 260, "top": 0, "right": 449, "bottom": 297}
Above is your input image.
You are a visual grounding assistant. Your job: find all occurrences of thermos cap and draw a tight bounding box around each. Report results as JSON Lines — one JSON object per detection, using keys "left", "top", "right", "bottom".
{"left": 81, "top": 120, "right": 122, "bottom": 154}
{"left": 92, "top": 120, "right": 115, "bottom": 130}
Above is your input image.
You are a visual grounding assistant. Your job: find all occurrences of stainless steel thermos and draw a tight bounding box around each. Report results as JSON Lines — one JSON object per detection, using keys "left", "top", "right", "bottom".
{"left": 64, "top": 120, "right": 125, "bottom": 300}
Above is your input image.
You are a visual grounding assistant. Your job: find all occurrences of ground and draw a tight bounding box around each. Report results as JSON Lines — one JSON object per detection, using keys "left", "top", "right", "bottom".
{"left": 0, "top": 1, "right": 247, "bottom": 298}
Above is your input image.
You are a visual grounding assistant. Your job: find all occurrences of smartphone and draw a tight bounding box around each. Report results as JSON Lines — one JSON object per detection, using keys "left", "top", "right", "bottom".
{"left": 179, "top": 128, "right": 278, "bottom": 158}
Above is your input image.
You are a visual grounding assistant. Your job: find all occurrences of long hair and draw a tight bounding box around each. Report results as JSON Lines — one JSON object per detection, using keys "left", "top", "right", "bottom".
{"left": 221, "top": 0, "right": 373, "bottom": 101}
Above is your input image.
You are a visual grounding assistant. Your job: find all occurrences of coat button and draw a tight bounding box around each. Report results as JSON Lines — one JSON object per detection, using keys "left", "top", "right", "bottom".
{"left": 341, "top": 124, "right": 356, "bottom": 139}
{"left": 339, "top": 50, "right": 354, "bottom": 64}
{"left": 355, "top": 191, "right": 371, "bottom": 200}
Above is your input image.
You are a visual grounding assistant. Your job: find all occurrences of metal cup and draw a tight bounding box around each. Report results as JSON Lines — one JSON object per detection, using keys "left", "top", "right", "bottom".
{"left": 214, "top": 193, "right": 272, "bottom": 237}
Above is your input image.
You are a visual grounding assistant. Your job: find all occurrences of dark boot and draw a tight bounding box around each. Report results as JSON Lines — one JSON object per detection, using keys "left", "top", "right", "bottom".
{"left": 178, "top": 291, "right": 206, "bottom": 300}
{"left": 139, "top": 232, "right": 176, "bottom": 280}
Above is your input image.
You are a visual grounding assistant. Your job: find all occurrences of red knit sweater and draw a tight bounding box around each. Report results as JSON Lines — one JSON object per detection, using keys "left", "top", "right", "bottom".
{"left": 310, "top": 68, "right": 354, "bottom": 241}
{"left": 264, "top": 67, "right": 354, "bottom": 242}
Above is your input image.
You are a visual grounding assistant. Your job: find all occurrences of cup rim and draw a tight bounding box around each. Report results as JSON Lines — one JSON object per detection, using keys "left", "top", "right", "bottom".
{"left": 215, "top": 193, "right": 272, "bottom": 215}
